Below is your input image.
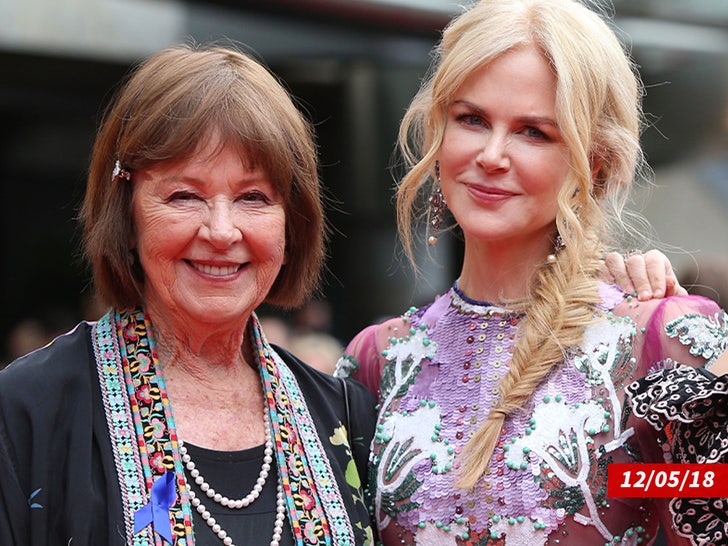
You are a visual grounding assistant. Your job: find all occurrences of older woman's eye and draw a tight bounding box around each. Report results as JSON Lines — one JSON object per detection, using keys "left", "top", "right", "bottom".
{"left": 168, "top": 191, "right": 198, "bottom": 202}
{"left": 240, "top": 191, "right": 272, "bottom": 204}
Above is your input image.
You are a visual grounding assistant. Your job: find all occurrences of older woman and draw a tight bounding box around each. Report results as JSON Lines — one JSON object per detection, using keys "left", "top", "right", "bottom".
{"left": 0, "top": 45, "right": 375, "bottom": 546}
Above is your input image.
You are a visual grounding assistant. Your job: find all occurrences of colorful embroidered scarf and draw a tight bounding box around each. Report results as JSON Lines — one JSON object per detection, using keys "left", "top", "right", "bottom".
{"left": 93, "top": 307, "right": 353, "bottom": 545}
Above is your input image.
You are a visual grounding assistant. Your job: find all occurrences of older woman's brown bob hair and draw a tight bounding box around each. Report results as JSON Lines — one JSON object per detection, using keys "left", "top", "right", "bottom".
{"left": 81, "top": 43, "right": 325, "bottom": 310}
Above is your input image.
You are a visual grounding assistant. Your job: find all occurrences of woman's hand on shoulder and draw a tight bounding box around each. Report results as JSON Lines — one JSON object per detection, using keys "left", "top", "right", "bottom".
{"left": 603, "top": 249, "right": 687, "bottom": 301}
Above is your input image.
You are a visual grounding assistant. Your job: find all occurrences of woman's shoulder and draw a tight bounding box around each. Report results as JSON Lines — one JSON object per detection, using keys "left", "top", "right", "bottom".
{"left": 609, "top": 293, "right": 728, "bottom": 372}
{"left": 336, "top": 313, "right": 423, "bottom": 392}
{"left": 345, "top": 293, "right": 451, "bottom": 356}
{"left": 612, "top": 293, "right": 725, "bottom": 340}
{"left": 273, "top": 344, "right": 376, "bottom": 433}
{"left": 0, "top": 322, "right": 97, "bottom": 460}
{"left": 0, "top": 322, "right": 94, "bottom": 403}
{"left": 610, "top": 291, "right": 722, "bottom": 321}
{"left": 273, "top": 344, "right": 373, "bottom": 400}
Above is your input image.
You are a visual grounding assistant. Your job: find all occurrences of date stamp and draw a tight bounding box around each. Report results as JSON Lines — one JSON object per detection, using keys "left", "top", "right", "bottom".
{"left": 608, "top": 464, "right": 728, "bottom": 498}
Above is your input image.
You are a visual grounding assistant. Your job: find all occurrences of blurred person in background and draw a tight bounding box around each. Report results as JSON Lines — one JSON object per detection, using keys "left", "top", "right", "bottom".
{"left": 1, "top": 307, "right": 78, "bottom": 368}
{"left": 290, "top": 332, "right": 344, "bottom": 375}
{"left": 2, "top": 318, "right": 46, "bottom": 367}
{"left": 256, "top": 314, "right": 294, "bottom": 348}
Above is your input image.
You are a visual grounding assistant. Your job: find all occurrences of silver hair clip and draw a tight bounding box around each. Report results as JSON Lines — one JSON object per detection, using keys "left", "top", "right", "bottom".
{"left": 112, "top": 159, "right": 131, "bottom": 182}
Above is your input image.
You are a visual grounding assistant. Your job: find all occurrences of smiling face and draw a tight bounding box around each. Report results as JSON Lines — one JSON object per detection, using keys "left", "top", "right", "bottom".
{"left": 130, "top": 140, "right": 286, "bottom": 329}
{"left": 438, "top": 44, "right": 572, "bottom": 255}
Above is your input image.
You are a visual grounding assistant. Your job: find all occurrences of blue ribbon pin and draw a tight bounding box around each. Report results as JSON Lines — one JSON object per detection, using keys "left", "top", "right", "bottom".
{"left": 133, "top": 470, "right": 176, "bottom": 544}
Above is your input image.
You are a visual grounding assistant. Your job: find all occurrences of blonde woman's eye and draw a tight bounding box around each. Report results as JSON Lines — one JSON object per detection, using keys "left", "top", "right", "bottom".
{"left": 524, "top": 127, "right": 548, "bottom": 140}
{"left": 456, "top": 113, "right": 485, "bottom": 127}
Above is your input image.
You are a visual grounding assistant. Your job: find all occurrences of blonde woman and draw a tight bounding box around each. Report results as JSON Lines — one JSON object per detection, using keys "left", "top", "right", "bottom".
{"left": 336, "top": 0, "right": 728, "bottom": 544}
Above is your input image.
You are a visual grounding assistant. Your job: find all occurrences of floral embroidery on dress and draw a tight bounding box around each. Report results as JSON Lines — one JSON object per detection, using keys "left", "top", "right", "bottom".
{"left": 364, "top": 289, "right": 683, "bottom": 546}
{"left": 665, "top": 310, "right": 728, "bottom": 365}
{"left": 344, "top": 287, "right": 728, "bottom": 545}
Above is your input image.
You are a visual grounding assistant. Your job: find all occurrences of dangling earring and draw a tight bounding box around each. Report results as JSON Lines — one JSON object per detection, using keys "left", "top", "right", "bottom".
{"left": 547, "top": 234, "right": 565, "bottom": 263}
{"left": 428, "top": 161, "right": 447, "bottom": 246}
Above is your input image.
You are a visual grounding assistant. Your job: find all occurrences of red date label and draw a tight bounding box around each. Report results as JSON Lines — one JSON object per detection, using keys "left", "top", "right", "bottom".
{"left": 608, "top": 464, "right": 728, "bottom": 497}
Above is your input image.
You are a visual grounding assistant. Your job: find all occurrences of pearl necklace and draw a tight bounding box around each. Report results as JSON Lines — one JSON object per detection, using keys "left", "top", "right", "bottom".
{"left": 186, "top": 481, "right": 286, "bottom": 546}
{"left": 180, "top": 408, "right": 286, "bottom": 546}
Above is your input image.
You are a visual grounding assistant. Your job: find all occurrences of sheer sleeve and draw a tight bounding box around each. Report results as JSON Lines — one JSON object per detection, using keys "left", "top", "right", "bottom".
{"left": 622, "top": 296, "right": 728, "bottom": 459}
{"left": 628, "top": 295, "right": 728, "bottom": 372}
{"left": 615, "top": 296, "right": 728, "bottom": 545}
{"left": 335, "top": 317, "right": 410, "bottom": 398}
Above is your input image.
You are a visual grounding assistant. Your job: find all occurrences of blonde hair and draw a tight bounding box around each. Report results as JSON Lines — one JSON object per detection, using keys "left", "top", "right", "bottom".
{"left": 395, "top": 0, "right": 644, "bottom": 488}
{"left": 82, "top": 43, "right": 325, "bottom": 310}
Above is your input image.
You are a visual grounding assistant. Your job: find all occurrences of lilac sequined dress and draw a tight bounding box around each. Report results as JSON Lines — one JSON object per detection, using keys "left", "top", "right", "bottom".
{"left": 337, "top": 283, "right": 728, "bottom": 546}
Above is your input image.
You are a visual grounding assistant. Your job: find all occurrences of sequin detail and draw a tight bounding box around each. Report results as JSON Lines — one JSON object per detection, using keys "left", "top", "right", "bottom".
{"left": 368, "top": 288, "right": 659, "bottom": 546}
{"left": 665, "top": 310, "right": 728, "bottom": 365}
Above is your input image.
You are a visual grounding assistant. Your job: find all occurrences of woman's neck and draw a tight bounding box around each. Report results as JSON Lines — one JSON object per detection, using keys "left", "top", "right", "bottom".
{"left": 144, "top": 301, "right": 249, "bottom": 363}
{"left": 147, "top": 308, "right": 266, "bottom": 451}
{"left": 457, "top": 235, "right": 553, "bottom": 302}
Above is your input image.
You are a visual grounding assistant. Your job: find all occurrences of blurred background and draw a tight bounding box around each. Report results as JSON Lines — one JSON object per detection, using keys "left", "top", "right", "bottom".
{"left": 2, "top": 0, "right": 728, "bottom": 366}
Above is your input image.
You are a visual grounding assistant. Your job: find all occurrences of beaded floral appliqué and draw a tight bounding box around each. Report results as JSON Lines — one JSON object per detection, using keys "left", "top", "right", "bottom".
{"left": 375, "top": 322, "right": 452, "bottom": 528}
{"left": 370, "top": 292, "right": 655, "bottom": 546}
{"left": 665, "top": 310, "right": 728, "bottom": 365}
{"left": 494, "top": 314, "right": 639, "bottom": 544}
